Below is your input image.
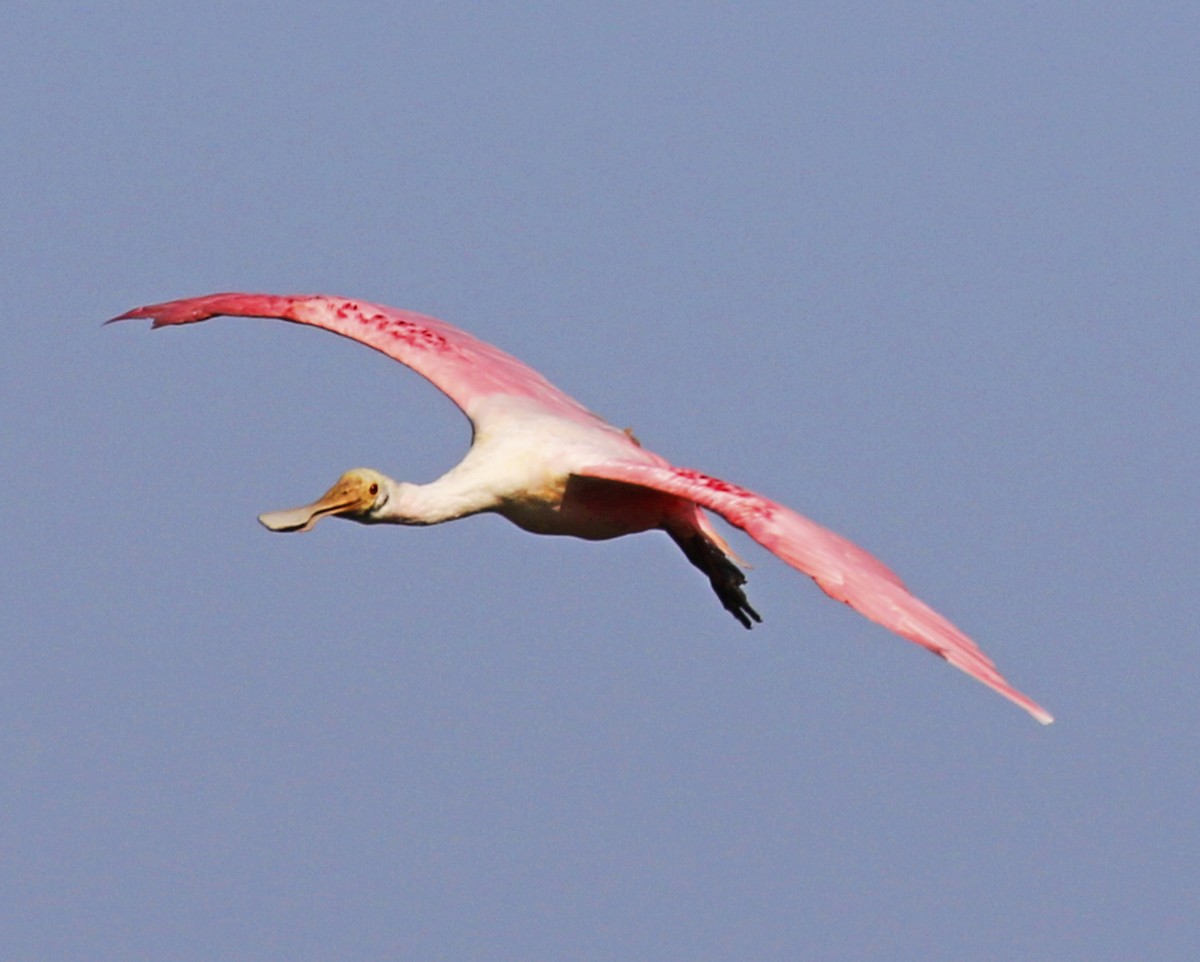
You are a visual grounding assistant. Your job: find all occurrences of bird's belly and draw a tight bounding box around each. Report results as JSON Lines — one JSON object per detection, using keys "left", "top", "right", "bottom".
{"left": 498, "top": 474, "right": 676, "bottom": 541}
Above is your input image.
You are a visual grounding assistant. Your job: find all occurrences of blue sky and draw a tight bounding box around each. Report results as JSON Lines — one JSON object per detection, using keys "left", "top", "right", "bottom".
{"left": 3, "top": 3, "right": 1196, "bottom": 959}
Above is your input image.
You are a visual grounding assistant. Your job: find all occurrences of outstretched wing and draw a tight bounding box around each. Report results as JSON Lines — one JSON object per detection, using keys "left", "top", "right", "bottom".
{"left": 109, "top": 293, "right": 606, "bottom": 429}
{"left": 577, "top": 460, "right": 1053, "bottom": 724}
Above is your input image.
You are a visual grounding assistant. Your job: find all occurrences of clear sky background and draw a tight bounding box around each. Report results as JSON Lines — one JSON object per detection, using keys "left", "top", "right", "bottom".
{"left": 3, "top": 3, "right": 1196, "bottom": 960}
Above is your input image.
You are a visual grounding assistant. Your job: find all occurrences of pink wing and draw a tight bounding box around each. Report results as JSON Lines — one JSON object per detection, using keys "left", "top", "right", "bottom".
{"left": 578, "top": 460, "right": 1053, "bottom": 724}
{"left": 108, "top": 293, "right": 606, "bottom": 429}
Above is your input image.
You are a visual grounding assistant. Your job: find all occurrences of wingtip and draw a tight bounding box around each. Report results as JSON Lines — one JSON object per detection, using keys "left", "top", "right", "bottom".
{"left": 104, "top": 293, "right": 283, "bottom": 329}
{"left": 1010, "top": 692, "right": 1054, "bottom": 725}
{"left": 997, "top": 686, "right": 1055, "bottom": 725}
{"left": 105, "top": 305, "right": 177, "bottom": 327}
{"left": 104, "top": 308, "right": 142, "bottom": 325}
{"left": 104, "top": 301, "right": 209, "bottom": 328}
{"left": 1010, "top": 688, "right": 1054, "bottom": 725}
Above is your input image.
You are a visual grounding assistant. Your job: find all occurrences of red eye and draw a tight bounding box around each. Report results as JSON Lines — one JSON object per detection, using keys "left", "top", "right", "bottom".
{"left": 369, "top": 483, "right": 379, "bottom": 495}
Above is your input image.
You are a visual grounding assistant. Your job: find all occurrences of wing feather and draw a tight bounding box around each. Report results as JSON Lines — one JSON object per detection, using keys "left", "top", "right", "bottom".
{"left": 109, "top": 292, "right": 605, "bottom": 429}
{"left": 578, "top": 460, "right": 1053, "bottom": 724}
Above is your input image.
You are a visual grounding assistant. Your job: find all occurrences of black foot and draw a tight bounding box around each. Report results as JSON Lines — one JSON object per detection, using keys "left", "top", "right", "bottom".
{"left": 677, "top": 531, "right": 763, "bottom": 629}
{"left": 712, "top": 560, "right": 762, "bottom": 629}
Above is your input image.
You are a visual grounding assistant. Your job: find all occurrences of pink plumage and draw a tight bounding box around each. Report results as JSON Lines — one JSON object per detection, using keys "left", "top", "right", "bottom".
{"left": 111, "top": 293, "right": 1052, "bottom": 724}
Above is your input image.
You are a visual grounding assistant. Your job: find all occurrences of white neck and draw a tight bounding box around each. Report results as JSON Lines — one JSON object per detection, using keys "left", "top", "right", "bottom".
{"left": 375, "top": 472, "right": 500, "bottom": 526}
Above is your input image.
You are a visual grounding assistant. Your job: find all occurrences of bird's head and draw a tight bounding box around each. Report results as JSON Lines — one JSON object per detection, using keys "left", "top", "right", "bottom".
{"left": 258, "top": 468, "right": 392, "bottom": 532}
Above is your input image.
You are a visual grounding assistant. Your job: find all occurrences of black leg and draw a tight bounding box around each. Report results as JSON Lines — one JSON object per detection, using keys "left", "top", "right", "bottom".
{"left": 672, "top": 530, "right": 762, "bottom": 629}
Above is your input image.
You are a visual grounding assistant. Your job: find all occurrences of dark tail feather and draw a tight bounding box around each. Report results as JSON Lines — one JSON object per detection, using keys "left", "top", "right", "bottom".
{"left": 671, "top": 529, "right": 762, "bottom": 629}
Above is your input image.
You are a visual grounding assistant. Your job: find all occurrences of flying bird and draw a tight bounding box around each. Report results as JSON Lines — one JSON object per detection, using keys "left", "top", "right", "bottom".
{"left": 110, "top": 293, "right": 1052, "bottom": 724}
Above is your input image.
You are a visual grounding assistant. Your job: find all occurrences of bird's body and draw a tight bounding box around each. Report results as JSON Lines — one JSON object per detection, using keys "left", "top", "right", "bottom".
{"left": 419, "top": 397, "right": 656, "bottom": 536}
{"left": 111, "top": 292, "right": 1052, "bottom": 724}
{"left": 427, "top": 398, "right": 691, "bottom": 542}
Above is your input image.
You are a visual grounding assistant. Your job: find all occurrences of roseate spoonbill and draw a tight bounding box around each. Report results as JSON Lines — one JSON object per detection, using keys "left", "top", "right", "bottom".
{"left": 110, "top": 293, "right": 1052, "bottom": 724}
